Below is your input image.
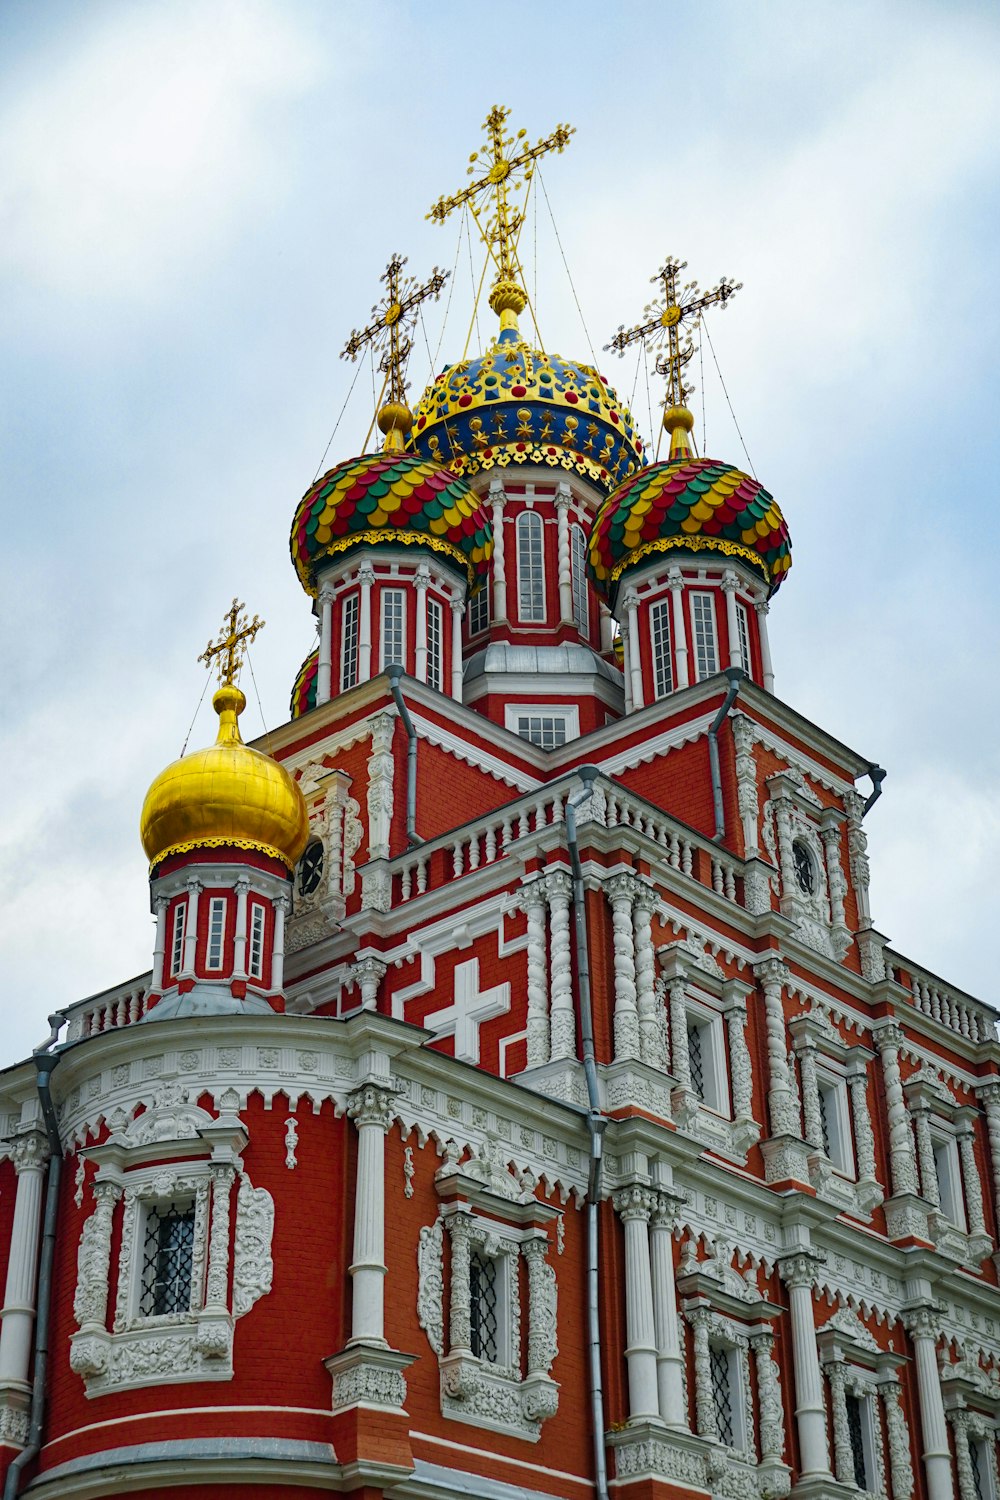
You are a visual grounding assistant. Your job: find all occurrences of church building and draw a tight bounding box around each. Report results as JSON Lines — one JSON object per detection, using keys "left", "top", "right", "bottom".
{"left": 2, "top": 106, "right": 999, "bottom": 1500}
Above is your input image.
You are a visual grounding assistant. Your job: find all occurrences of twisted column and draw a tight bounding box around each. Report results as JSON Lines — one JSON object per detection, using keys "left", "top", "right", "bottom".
{"left": 912, "top": 1104, "right": 939, "bottom": 1206}
{"left": 489, "top": 478, "right": 507, "bottom": 623}
{"left": 633, "top": 887, "right": 662, "bottom": 1067}
{"left": 777, "top": 1250, "right": 830, "bottom": 1479}
{"left": 447, "top": 1213, "right": 473, "bottom": 1354}
{"left": 756, "top": 959, "right": 798, "bottom": 1137}
{"left": 797, "top": 1037, "right": 824, "bottom": 1151}
{"left": 546, "top": 872, "right": 575, "bottom": 1061}
{"left": 951, "top": 1410, "right": 977, "bottom": 1500}
{"left": 847, "top": 1059, "right": 879, "bottom": 1188}
{"left": 687, "top": 1306, "right": 717, "bottom": 1440}
{"left": 956, "top": 1114, "right": 989, "bottom": 1243}
{"left": 726, "top": 999, "right": 754, "bottom": 1122}
{"left": 881, "top": 1377, "right": 915, "bottom": 1500}
{"left": 607, "top": 874, "right": 640, "bottom": 1061}
{"left": 613, "top": 1186, "right": 660, "bottom": 1423}
{"left": 667, "top": 977, "right": 691, "bottom": 1090}
{"left": 826, "top": 1361, "right": 853, "bottom": 1485}
{"left": 520, "top": 879, "right": 549, "bottom": 1068}
{"left": 346, "top": 1082, "right": 397, "bottom": 1346}
{"left": 751, "top": 1330, "right": 785, "bottom": 1462}
{"left": 555, "top": 485, "right": 573, "bottom": 623}
{"left": 978, "top": 1082, "right": 1000, "bottom": 1237}
{"left": 873, "top": 1022, "right": 919, "bottom": 1196}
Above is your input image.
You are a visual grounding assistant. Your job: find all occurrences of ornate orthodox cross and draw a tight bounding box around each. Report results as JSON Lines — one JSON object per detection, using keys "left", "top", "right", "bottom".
{"left": 607, "top": 257, "right": 742, "bottom": 407}
{"left": 198, "top": 598, "right": 264, "bottom": 686}
{"left": 342, "top": 253, "right": 448, "bottom": 409}
{"left": 427, "top": 104, "right": 574, "bottom": 323}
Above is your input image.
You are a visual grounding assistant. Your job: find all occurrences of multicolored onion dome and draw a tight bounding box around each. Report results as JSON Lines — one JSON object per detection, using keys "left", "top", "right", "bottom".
{"left": 588, "top": 415, "right": 791, "bottom": 600}
{"left": 409, "top": 328, "right": 646, "bottom": 496}
{"left": 290, "top": 649, "right": 318, "bottom": 719}
{"left": 290, "top": 450, "right": 493, "bottom": 596}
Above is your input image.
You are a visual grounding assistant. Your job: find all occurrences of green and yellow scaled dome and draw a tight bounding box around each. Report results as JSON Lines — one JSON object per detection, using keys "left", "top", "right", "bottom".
{"left": 588, "top": 408, "right": 791, "bottom": 602}
{"left": 290, "top": 649, "right": 318, "bottom": 720}
{"left": 409, "top": 327, "right": 646, "bottom": 496}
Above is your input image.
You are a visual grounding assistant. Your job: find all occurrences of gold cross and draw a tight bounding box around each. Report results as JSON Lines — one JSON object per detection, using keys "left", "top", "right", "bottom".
{"left": 342, "top": 253, "right": 448, "bottom": 410}
{"left": 427, "top": 105, "right": 574, "bottom": 328}
{"left": 198, "top": 598, "right": 264, "bottom": 686}
{"left": 606, "top": 257, "right": 742, "bottom": 407}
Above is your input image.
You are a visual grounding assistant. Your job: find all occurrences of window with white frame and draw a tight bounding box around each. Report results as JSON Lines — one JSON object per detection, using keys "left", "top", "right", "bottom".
{"left": 516, "top": 714, "right": 567, "bottom": 750}
{"left": 933, "top": 1134, "right": 965, "bottom": 1227}
{"left": 691, "top": 592, "right": 719, "bottom": 680}
{"left": 817, "top": 1074, "right": 854, "bottom": 1175}
{"left": 844, "top": 1389, "right": 877, "bottom": 1491}
{"left": 650, "top": 598, "right": 673, "bottom": 699}
{"left": 170, "top": 901, "right": 186, "bottom": 976}
{"left": 341, "top": 593, "right": 359, "bottom": 691}
{"left": 205, "top": 897, "right": 226, "bottom": 972}
{"left": 735, "top": 601, "right": 752, "bottom": 677}
{"left": 570, "top": 523, "right": 589, "bottom": 636}
{"left": 685, "top": 1007, "right": 728, "bottom": 1115}
{"left": 709, "top": 1342, "right": 747, "bottom": 1450}
{"left": 469, "top": 584, "right": 490, "bottom": 637}
{"left": 140, "top": 1201, "right": 196, "bottom": 1318}
{"left": 969, "top": 1434, "right": 996, "bottom": 1500}
{"left": 380, "top": 588, "right": 405, "bottom": 668}
{"left": 427, "top": 598, "right": 443, "bottom": 691}
{"left": 470, "top": 1247, "right": 502, "bottom": 1364}
{"left": 516, "top": 510, "right": 545, "bottom": 622}
{"left": 248, "top": 903, "right": 265, "bottom": 981}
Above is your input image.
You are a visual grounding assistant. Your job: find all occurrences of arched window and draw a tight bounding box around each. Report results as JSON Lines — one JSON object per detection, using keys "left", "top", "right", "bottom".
{"left": 516, "top": 510, "right": 545, "bottom": 622}
{"left": 570, "top": 523, "right": 589, "bottom": 636}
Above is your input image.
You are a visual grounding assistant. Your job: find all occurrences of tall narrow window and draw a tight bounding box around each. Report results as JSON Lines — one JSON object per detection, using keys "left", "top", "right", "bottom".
{"left": 140, "top": 1203, "right": 195, "bottom": 1317}
{"left": 933, "top": 1137, "right": 964, "bottom": 1226}
{"left": 469, "top": 584, "right": 490, "bottom": 637}
{"left": 570, "top": 523, "right": 589, "bottom": 636}
{"left": 380, "top": 589, "right": 405, "bottom": 669}
{"left": 427, "top": 599, "right": 443, "bottom": 691}
{"left": 341, "top": 593, "right": 359, "bottom": 691}
{"left": 845, "top": 1392, "right": 868, "bottom": 1489}
{"left": 469, "top": 1249, "right": 499, "bottom": 1363}
{"left": 650, "top": 599, "right": 673, "bottom": 699}
{"left": 735, "top": 600, "right": 752, "bottom": 677}
{"left": 248, "top": 904, "right": 265, "bottom": 981}
{"left": 691, "top": 593, "right": 719, "bottom": 680}
{"left": 687, "top": 1020, "right": 705, "bottom": 1100}
{"left": 517, "top": 510, "right": 545, "bottom": 622}
{"left": 206, "top": 897, "right": 226, "bottom": 972}
{"left": 710, "top": 1346, "right": 734, "bottom": 1445}
{"left": 170, "top": 902, "right": 186, "bottom": 976}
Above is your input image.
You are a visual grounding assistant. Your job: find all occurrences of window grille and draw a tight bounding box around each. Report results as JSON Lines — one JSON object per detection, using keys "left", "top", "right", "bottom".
{"left": 736, "top": 600, "right": 752, "bottom": 676}
{"left": 650, "top": 599, "right": 673, "bottom": 699}
{"left": 845, "top": 1392, "right": 867, "bottom": 1489}
{"left": 970, "top": 1438, "right": 985, "bottom": 1500}
{"left": 206, "top": 897, "right": 225, "bottom": 972}
{"left": 792, "top": 840, "right": 816, "bottom": 895}
{"left": 469, "top": 1250, "right": 499, "bottom": 1363}
{"left": 517, "top": 511, "right": 545, "bottom": 621}
{"left": 818, "top": 1085, "right": 832, "bottom": 1157}
{"left": 140, "top": 1203, "right": 195, "bottom": 1317}
{"left": 691, "top": 593, "right": 719, "bottom": 680}
{"left": 298, "top": 841, "right": 324, "bottom": 897}
{"left": 516, "top": 714, "right": 567, "bottom": 750}
{"left": 341, "top": 593, "right": 359, "bottom": 691}
{"left": 571, "top": 523, "right": 589, "bottom": 636}
{"left": 170, "top": 902, "right": 186, "bottom": 976}
{"left": 427, "top": 599, "right": 443, "bottom": 691}
{"left": 381, "top": 589, "right": 405, "bottom": 668}
{"left": 687, "top": 1021, "right": 705, "bottom": 1099}
{"left": 248, "top": 904, "right": 265, "bottom": 980}
{"left": 469, "top": 584, "right": 490, "bottom": 637}
{"left": 710, "top": 1345, "right": 734, "bottom": 1445}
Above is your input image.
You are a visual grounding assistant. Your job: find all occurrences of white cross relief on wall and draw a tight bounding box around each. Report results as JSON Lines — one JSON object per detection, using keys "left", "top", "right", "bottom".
{"left": 423, "top": 957, "right": 511, "bottom": 1064}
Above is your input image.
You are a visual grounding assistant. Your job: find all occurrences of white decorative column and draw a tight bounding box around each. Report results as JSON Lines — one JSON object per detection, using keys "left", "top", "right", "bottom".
{"left": 751, "top": 1329, "right": 786, "bottom": 1463}
{"left": 911, "top": 1102, "right": 940, "bottom": 1207}
{"left": 755, "top": 596, "right": 774, "bottom": 693}
{"left": 613, "top": 1186, "right": 661, "bottom": 1424}
{"left": 777, "top": 1249, "right": 831, "bottom": 1480}
{"left": 600, "top": 601, "right": 615, "bottom": 655}
{"left": 546, "top": 872, "right": 575, "bottom": 1061}
{"left": 317, "top": 583, "right": 334, "bottom": 704}
{"left": 181, "top": 878, "right": 201, "bottom": 976}
{"left": 351, "top": 956, "right": 387, "bottom": 1011}
{"left": 755, "top": 959, "right": 799, "bottom": 1138}
{"left": 271, "top": 895, "right": 288, "bottom": 994}
{"left": 607, "top": 874, "right": 640, "bottom": 1061}
{"left": 666, "top": 976, "right": 691, "bottom": 1090}
{"left": 847, "top": 1056, "right": 882, "bottom": 1211}
{"left": 489, "top": 476, "right": 507, "bottom": 624}
{"left": 151, "top": 895, "right": 168, "bottom": 991}
{"left": 233, "top": 876, "right": 249, "bottom": 979}
{"left": 900, "top": 1301, "right": 952, "bottom": 1500}
{"left": 956, "top": 1110, "right": 991, "bottom": 1252}
{"left": 357, "top": 563, "right": 374, "bottom": 682}
{"left": 521, "top": 879, "right": 550, "bottom": 1068}
{"left": 722, "top": 571, "right": 741, "bottom": 668}
{"left": 650, "top": 1194, "right": 685, "bottom": 1427}
{"left": 450, "top": 595, "right": 464, "bottom": 701}
{"left": 687, "top": 1306, "right": 717, "bottom": 1440}
{"left": 414, "top": 566, "right": 430, "bottom": 682}
{"left": 873, "top": 1022, "right": 920, "bottom": 1202}
{"left": 633, "top": 885, "right": 663, "bottom": 1068}
{"left": 725, "top": 993, "right": 755, "bottom": 1131}
{"left": 820, "top": 813, "right": 851, "bottom": 957}
{"left": 624, "top": 590, "right": 643, "bottom": 710}
{"left": 977, "top": 1082, "right": 1000, "bottom": 1238}
{"left": 203, "top": 1167, "right": 235, "bottom": 1314}
{"left": 346, "top": 1083, "right": 397, "bottom": 1346}
{"left": 881, "top": 1376, "right": 916, "bottom": 1500}
{"left": 826, "top": 1360, "right": 854, "bottom": 1485}
{"left": 732, "top": 714, "right": 759, "bottom": 854}
{"left": 796, "top": 1035, "right": 824, "bottom": 1152}
{"left": 366, "top": 712, "right": 395, "bottom": 862}
{"left": 0, "top": 1130, "right": 49, "bottom": 1387}
{"left": 555, "top": 484, "right": 573, "bottom": 623}
{"left": 667, "top": 568, "right": 689, "bottom": 690}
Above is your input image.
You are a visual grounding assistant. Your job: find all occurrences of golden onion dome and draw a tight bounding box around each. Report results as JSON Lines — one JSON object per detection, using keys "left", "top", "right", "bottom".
{"left": 140, "top": 684, "right": 309, "bottom": 873}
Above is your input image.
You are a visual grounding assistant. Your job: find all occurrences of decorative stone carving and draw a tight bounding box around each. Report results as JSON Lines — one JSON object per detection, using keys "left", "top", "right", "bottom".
{"left": 607, "top": 873, "right": 641, "bottom": 1061}
{"left": 73, "top": 1181, "right": 120, "bottom": 1329}
{"left": 417, "top": 1220, "right": 445, "bottom": 1355}
{"left": 751, "top": 1330, "right": 786, "bottom": 1461}
{"left": 545, "top": 871, "right": 575, "bottom": 1061}
{"left": 881, "top": 1378, "right": 915, "bottom": 1500}
{"left": 366, "top": 711, "right": 395, "bottom": 861}
{"left": 519, "top": 877, "right": 550, "bottom": 1068}
{"left": 284, "top": 1116, "right": 298, "bottom": 1170}
{"left": 873, "top": 1022, "right": 919, "bottom": 1198}
{"left": 231, "top": 1175, "right": 274, "bottom": 1317}
{"left": 733, "top": 714, "right": 761, "bottom": 855}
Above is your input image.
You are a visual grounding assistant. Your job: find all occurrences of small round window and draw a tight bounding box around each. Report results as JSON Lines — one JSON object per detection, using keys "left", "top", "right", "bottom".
{"left": 792, "top": 840, "right": 816, "bottom": 896}
{"left": 298, "top": 840, "right": 324, "bottom": 897}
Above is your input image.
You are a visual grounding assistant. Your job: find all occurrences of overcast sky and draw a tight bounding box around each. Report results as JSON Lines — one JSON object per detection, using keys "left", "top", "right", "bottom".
{"left": 2, "top": 0, "right": 998, "bottom": 1063}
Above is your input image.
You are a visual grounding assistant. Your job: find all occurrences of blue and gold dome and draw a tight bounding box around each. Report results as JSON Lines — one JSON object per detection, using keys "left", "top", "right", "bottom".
{"left": 409, "top": 328, "right": 646, "bottom": 497}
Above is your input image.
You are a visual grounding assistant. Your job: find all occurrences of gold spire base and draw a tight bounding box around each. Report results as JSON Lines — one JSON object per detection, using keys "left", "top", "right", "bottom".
{"left": 663, "top": 404, "right": 694, "bottom": 460}
{"left": 489, "top": 277, "right": 527, "bottom": 332}
{"left": 377, "top": 401, "right": 414, "bottom": 453}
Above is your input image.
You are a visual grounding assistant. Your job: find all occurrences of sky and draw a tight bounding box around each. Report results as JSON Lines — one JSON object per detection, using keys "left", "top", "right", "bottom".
{"left": 1, "top": 0, "right": 998, "bottom": 1062}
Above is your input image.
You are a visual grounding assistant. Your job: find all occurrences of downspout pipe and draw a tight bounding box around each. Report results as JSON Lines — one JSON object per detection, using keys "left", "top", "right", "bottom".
{"left": 386, "top": 665, "right": 420, "bottom": 848}
{"left": 565, "top": 765, "right": 610, "bottom": 1500}
{"left": 4, "top": 1018, "right": 64, "bottom": 1500}
{"left": 708, "top": 667, "right": 744, "bottom": 843}
{"left": 863, "top": 763, "right": 886, "bottom": 818}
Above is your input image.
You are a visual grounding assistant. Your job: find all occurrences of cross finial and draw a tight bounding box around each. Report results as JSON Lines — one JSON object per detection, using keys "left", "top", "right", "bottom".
{"left": 606, "top": 257, "right": 742, "bottom": 409}
{"left": 198, "top": 598, "right": 264, "bottom": 686}
{"left": 427, "top": 104, "right": 574, "bottom": 333}
{"left": 341, "top": 253, "right": 448, "bottom": 449}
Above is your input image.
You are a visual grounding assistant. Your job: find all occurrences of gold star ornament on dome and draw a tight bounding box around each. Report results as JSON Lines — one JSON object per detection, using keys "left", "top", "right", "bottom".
{"left": 427, "top": 104, "right": 574, "bottom": 331}
{"left": 197, "top": 598, "right": 264, "bottom": 687}
{"left": 607, "top": 257, "right": 742, "bottom": 409}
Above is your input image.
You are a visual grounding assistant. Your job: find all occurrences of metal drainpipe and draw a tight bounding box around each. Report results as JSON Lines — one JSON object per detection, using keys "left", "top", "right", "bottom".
{"left": 862, "top": 763, "right": 886, "bottom": 817}
{"left": 708, "top": 667, "right": 744, "bottom": 843}
{"left": 386, "top": 665, "right": 420, "bottom": 848}
{"left": 565, "top": 766, "right": 610, "bottom": 1500}
{"left": 4, "top": 1017, "right": 64, "bottom": 1500}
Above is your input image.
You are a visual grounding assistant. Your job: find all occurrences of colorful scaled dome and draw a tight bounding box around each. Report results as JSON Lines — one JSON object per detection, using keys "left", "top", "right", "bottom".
{"left": 290, "top": 648, "right": 318, "bottom": 720}
{"left": 588, "top": 408, "right": 791, "bottom": 600}
{"left": 290, "top": 437, "right": 492, "bottom": 598}
{"left": 140, "top": 684, "right": 309, "bottom": 872}
{"left": 410, "top": 328, "right": 646, "bottom": 496}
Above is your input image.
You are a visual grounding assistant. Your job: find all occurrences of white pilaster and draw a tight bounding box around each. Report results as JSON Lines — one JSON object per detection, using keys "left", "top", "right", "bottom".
{"left": 650, "top": 1194, "right": 685, "bottom": 1427}
{"left": 755, "top": 596, "right": 774, "bottom": 693}
{"left": 346, "top": 1083, "right": 396, "bottom": 1347}
{"left": 271, "top": 895, "right": 288, "bottom": 995}
{"left": 668, "top": 568, "right": 689, "bottom": 690}
{"left": 233, "top": 877, "right": 249, "bottom": 979}
{"left": 181, "top": 879, "right": 201, "bottom": 976}
{"left": 414, "top": 566, "right": 430, "bottom": 682}
{"left": 620, "top": 616, "right": 634, "bottom": 714}
{"left": 358, "top": 563, "right": 374, "bottom": 682}
{"left": 722, "top": 571, "right": 741, "bottom": 668}
{"left": 607, "top": 874, "right": 640, "bottom": 1061}
{"left": 450, "top": 595, "right": 464, "bottom": 701}
{"left": 0, "top": 1131, "right": 49, "bottom": 1384}
{"left": 317, "top": 583, "right": 334, "bottom": 704}
{"left": 489, "top": 476, "right": 507, "bottom": 624}
{"left": 901, "top": 1301, "right": 952, "bottom": 1500}
{"left": 614, "top": 1186, "right": 661, "bottom": 1424}
{"left": 151, "top": 896, "right": 168, "bottom": 991}
{"left": 624, "top": 589, "right": 643, "bottom": 710}
{"left": 521, "top": 879, "right": 549, "bottom": 1068}
{"left": 546, "top": 872, "right": 575, "bottom": 1061}
{"left": 778, "top": 1249, "right": 831, "bottom": 1479}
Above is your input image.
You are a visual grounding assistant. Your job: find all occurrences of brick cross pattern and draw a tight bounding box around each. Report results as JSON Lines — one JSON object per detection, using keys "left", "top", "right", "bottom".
{"left": 423, "top": 958, "right": 511, "bottom": 1065}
